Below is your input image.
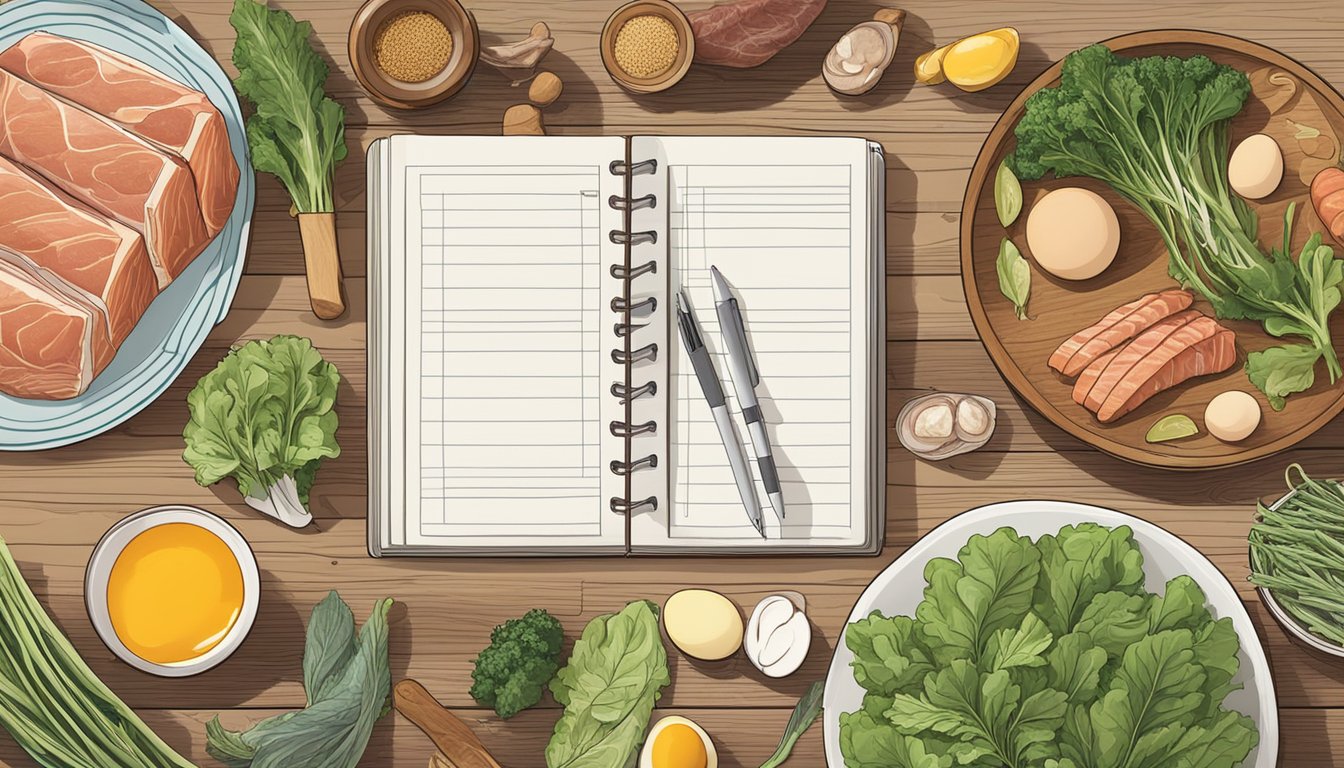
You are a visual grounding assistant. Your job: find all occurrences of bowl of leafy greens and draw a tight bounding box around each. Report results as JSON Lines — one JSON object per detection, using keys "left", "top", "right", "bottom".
{"left": 823, "top": 500, "right": 1276, "bottom": 768}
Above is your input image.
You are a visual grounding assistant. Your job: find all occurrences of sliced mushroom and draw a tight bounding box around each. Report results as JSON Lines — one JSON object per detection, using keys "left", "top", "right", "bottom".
{"left": 823, "top": 9, "right": 904, "bottom": 96}
{"left": 743, "top": 594, "right": 810, "bottom": 678}
{"left": 898, "top": 392, "right": 997, "bottom": 460}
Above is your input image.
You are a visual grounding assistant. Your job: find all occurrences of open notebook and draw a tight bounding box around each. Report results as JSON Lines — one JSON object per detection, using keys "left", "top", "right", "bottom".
{"left": 368, "top": 135, "right": 885, "bottom": 556}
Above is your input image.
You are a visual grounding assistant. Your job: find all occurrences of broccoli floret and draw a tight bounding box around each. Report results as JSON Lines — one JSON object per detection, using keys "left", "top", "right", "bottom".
{"left": 469, "top": 608, "right": 565, "bottom": 719}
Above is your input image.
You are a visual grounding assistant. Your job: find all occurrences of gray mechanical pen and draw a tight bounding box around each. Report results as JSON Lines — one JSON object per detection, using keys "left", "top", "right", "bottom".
{"left": 675, "top": 290, "right": 766, "bottom": 539}
{"left": 710, "top": 266, "right": 785, "bottom": 520}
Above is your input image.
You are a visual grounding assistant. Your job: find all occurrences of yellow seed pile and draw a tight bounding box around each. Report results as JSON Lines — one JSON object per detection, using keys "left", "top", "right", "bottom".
{"left": 374, "top": 11, "right": 453, "bottom": 83}
{"left": 614, "top": 14, "right": 678, "bottom": 78}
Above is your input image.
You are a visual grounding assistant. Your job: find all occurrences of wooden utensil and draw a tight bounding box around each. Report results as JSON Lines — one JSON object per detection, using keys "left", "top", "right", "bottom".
{"left": 960, "top": 30, "right": 1344, "bottom": 470}
{"left": 394, "top": 679, "right": 503, "bottom": 768}
{"left": 298, "top": 212, "right": 345, "bottom": 319}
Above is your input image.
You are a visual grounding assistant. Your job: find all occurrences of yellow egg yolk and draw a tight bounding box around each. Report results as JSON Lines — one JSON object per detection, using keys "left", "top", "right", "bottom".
{"left": 650, "top": 723, "right": 707, "bottom": 768}
{"left": 107, "top": 523, "right": 243, "bottom": 665}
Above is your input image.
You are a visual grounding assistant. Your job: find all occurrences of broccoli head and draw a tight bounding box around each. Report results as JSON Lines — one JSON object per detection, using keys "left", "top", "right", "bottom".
{"left": 469, "top": 608, "right": 565, "bottom": 719}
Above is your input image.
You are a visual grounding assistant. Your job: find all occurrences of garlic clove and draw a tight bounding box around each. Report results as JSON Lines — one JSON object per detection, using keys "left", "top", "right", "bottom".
{"left": 840, "top": 59, "right": 866, "bottom": 75}
{"left": 835, "top": 34, "right": 853, "bottom": 60}
{"left": 757, "top": 619, "right": 795, "bottom": 667}
{"left": 761, "top": 612, "right": 811, "bottom": 678}
{"left": 898, "top": 392, "right": 997, "bottom": 460}
{"left": 744, "top": 595, "right": 789, "bottom": 661}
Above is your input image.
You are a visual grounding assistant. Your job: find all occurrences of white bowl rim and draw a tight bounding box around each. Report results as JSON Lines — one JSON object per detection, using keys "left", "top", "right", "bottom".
{"left": 821, "top": 499, "right": 1279, "bottom": 768}
{"left": 85, "top": 505, "right": 260, "bottom": 678}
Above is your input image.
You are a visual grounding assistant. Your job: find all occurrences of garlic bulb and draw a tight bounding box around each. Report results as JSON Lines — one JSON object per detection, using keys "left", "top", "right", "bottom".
{"left": 897, "top": 392, "right": 997, "bottom": 460}
{"left": 743, "top": 595, "right": 811, "bottom": 678}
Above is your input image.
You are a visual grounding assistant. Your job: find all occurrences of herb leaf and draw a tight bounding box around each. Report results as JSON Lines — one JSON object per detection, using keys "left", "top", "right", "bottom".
{"left": 997, "top": 238, "right": 1031, "bottom": 320}
{"left": 995, "top": 160, "right": 1023, "bottom": 227}
{"left": 1245, "top": 343, "right": 1320, "bottom": 411}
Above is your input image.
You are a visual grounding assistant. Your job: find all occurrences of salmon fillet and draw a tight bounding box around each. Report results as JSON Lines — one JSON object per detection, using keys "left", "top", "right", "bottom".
{"left": 1050, "top": 289, "right": 1194, "bottom": 377}
{"left": 0, "top": 246, "right": 112, "bottom": 399}
{"left": 1076, "top": 309, "right": 1202, "bottom": 411}
{"left": 0, "top": 155, "right": 157, "bottom": 346}
{"left": 1099, "top": 329, "right": 1238, "bottom": 423}
{"left": 0, "top": 32, "right": 238, "bottom": 235}
{"left": 0, "top": 66, "right": 208, "bottom": 287}
{"left": 1072, "top": 348, "right": 1121, "bottom": 406}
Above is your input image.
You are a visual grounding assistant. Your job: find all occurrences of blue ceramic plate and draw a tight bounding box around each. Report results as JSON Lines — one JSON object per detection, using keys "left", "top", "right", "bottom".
{"left": 0, "top": 0, "right": 253, "bottom": 450}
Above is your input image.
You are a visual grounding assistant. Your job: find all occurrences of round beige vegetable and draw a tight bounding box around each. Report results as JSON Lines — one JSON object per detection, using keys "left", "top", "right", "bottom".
{"left": 743, "top": 595, "right": 811, "bottom": 678}
{"left": 663, "top": 589, "right": 742, "bottom": 661}
{"left": 1205, "top": 391, "right": 1261, "bottom": 443}
{"left": 1228, "top": 133, "right": 1283, "bottom": 200}
{"left": 1026, "top": 187, "right": 1120, "bottom": 281}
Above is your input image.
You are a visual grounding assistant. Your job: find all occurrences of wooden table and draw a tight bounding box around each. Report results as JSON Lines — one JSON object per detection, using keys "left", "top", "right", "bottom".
{"left": 3, "top": 1, "right": 1344, "bottom": 765}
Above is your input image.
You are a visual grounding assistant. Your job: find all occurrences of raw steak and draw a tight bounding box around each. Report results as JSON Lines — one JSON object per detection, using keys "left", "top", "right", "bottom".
{"left": 0, "top": 154, "right": 157, "bottom": 346}
{"left": 1099, "top": 328, "right": 1237, "bottom": 423}
{"left": 0, "top": 32, "right": 238, "bottom": 235}
{"left": 0, "top": 66, "right": 208, "bottom": 287}
{"left": 1049, "top": 289, "right": 1194, "bottom": 377}
{"left": 0, "top": 246, "right": 112, "bottom": 399}
{"left": 689, "top": 0, "right": 827, "bottom": 68}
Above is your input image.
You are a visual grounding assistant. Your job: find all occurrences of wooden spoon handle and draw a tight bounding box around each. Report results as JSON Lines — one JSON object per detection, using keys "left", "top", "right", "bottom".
{"left": 297, "top": 212, "right": 346, "bottom": 320}
{"left": 394, "top": 679, "right": 503, "bottom": 768}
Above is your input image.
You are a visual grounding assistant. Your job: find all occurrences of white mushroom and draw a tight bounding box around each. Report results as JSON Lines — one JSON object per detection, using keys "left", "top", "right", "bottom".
{"left": 823, "top": 11, "right": 904, "bottom": 96}
{"left": 743, "top": 594, "right": 811, "bottom": 678}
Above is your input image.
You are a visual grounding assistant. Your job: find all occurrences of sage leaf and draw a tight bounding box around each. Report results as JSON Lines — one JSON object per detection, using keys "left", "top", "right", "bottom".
{"left": 997, "top": 237, "right": 1031, "bottom": 320}
{"left": 994, "top": 160, "right": 1023, "bottom": 228}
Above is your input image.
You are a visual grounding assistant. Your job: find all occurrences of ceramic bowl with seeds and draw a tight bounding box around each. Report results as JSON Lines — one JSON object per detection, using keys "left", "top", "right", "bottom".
{"left": 349, "top": 0, "right": 479, "bottom": 109}
{"left": 600, "top": 0, "right": 694, "bottom": 94}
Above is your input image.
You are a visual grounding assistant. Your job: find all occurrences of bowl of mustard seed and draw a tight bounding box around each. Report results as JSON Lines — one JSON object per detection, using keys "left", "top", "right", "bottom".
{"left": 601, "top": 0, "right": 694, "bottom": 94}
{"left": 349, "top": 0, "right": 479, "bottom": 109}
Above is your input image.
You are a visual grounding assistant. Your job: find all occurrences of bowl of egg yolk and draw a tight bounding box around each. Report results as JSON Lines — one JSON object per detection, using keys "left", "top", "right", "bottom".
{"left": 85, "top": 505, "right": 259, "bottom": 677}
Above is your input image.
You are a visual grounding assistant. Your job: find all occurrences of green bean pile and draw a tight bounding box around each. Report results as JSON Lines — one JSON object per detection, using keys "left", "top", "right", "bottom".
{"left": 1250, "top": 464, "right": 1344, "bottom": 645}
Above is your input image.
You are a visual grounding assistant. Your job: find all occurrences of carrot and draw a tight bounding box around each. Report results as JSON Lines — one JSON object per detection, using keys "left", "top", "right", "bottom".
{"left": 1311, "top": 166, "right": 1344, "bottom": 245}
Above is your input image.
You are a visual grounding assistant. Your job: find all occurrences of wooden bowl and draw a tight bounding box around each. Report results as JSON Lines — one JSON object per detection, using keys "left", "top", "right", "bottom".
{"left": 601, "top": 0, "right": 694, "bottom": 94}
{"left": 960, "top": 30, "right": 1344, "bottom": 470}
{"left": 349, "top": 0, "right": 478, "bottom": 110}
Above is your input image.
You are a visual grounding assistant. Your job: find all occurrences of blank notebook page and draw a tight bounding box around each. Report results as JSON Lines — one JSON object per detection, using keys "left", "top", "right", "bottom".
{"left": 634, "top": 136, "right": 875, "bottom": 547}
{"left": 385, "top": 136, "right": 627, "bottom": 549}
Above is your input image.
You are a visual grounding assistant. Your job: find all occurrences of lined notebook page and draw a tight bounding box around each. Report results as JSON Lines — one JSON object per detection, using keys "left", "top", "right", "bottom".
{"left": 382, "top": 136, "right": 627, "bottom": 550}
{"left": 630, "top": 136, "right": 877, "bottom": 548}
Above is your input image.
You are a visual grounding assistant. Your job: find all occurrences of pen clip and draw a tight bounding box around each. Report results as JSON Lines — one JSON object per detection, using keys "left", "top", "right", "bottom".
{"left": 725, "top": 299, "right": 759, "bottom": 387}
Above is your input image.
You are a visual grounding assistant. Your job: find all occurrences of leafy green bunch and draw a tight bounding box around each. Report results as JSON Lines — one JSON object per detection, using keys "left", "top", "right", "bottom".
{"left": 470, "top": 608, "right": 565, "bottom": 719}
{"left": 840, "top": 524, "right": 1258, "bottom": 768}
{"left": 183, "top": 335, "right": 340, "bottom": 527}
{"left": 207, "top": 592, "right": 394, "bottom": 768}
{"left": 230, "top": 0, "right": 347, "bottom": 213}
{"left": 1011, "top": 44, "right": 1344, "bottom": 409}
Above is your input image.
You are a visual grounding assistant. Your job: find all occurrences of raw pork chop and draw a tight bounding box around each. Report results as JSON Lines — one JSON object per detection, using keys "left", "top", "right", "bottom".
{"left": 0, "top": 66, "right": 208, "bottom": 287}
{"left": 0, "top": 155, "right": 157, "bottom": 346}
{"left": 1049, "top": 289, "right": 1194, "bottom": 377}
{"left": 0, "top": 32, "right": 238, "bottom": 235}
{"left": 0, "top": 246, "right": 112, "bottom": 399}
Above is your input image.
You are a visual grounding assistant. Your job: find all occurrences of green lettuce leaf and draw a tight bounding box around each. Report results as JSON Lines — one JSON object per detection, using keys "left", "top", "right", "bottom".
{"left": 1033, "top": 524, "right": 1146, "bottom": 638}
{"left": 840, "top": 711, "right": 950, "bottom": 768}
{"left": 916, "top": 528, "right": 1041, "bottom": 665}
{"left": 183, "top": 335, "right": 340, "bottom": 514}
{"left": 846, "top": 612, "right": 934, "bottom": 696}
{"left": 546, "top": 601, "right": 669, "bottom": 768}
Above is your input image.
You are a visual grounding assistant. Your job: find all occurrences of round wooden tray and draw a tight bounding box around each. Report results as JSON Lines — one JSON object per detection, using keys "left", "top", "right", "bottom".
{"left": 961, "top": 30, "right": 1344, "bottom": 470}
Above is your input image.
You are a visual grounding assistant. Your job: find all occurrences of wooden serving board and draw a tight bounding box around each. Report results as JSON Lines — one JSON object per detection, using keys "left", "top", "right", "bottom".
{"left": 962, "top": 30, "right": 1344, "bottom": 470}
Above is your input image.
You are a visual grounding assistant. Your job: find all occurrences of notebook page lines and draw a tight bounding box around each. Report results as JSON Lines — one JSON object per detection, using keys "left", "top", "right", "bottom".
{"left": 414, "top": 166, "right": 604, "bottom": 537}
{"left": 668, "top": 163, "right": 860, "bottom": 541}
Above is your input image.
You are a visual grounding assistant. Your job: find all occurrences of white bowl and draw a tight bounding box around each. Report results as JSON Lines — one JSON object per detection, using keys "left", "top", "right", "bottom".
{"left": 85, "top": 505, "right": 260, "bottom": 677}
{"left": 822, "top": 500, "right": 1278, "bottom": 768}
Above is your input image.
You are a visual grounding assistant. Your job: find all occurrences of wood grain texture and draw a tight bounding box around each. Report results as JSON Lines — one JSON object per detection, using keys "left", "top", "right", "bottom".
{"left": 3, "top": 1, "right": 1344, "bottom": 766}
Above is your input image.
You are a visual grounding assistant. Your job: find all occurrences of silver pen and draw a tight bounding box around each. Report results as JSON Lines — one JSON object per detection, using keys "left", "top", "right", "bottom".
{"left": 710, "top": 266, "right": 785, "bottom": 520}
{"left": 675, "top": 290, "right": 766, "bottom": 538}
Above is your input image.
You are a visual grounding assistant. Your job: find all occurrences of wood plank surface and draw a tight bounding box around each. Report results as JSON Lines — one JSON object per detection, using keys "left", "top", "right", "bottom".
{"left": 3, "top": 0, "right": 1344, "bottom": 766}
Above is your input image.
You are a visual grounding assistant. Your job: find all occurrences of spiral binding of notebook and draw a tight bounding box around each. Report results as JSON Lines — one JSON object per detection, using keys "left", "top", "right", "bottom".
{"left": 607, "top": 157, "right": 661, "bottom": 517}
